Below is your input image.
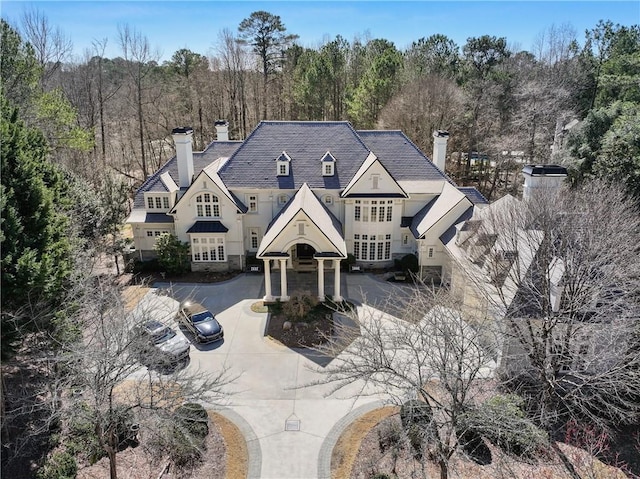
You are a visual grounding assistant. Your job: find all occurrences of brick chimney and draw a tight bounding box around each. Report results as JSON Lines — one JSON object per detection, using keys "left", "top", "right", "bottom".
{"left": 214, "top": 120, "right": 229, "bottom": 141}
{"left": 522, "top": 165, "right": 568, "bottom": 201}
{"left": 172, "top": 127, "right": 194, "bottom": 188}
{"left": 432, "top": 130, "right": 449, "bottom": 173}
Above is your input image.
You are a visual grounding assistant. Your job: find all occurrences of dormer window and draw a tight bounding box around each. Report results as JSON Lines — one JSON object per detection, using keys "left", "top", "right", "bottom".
{"left": 321, "top": 151, "right": 336, "bottom": 176}
{"left": 276, "top": 151, "right": 291, "bottom": 176}
{"left": 146, "top": 194, "right": 170, "bottom": 211}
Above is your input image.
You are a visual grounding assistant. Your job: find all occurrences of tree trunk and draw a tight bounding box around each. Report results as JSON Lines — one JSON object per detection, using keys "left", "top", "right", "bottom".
{"left": 438, "top": 458, "right": 448, "bottom": 479}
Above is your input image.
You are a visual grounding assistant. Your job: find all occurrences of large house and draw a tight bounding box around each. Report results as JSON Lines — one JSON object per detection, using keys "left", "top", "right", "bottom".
{"left": 127, "top": 121, "right": 491, "bottom": 301}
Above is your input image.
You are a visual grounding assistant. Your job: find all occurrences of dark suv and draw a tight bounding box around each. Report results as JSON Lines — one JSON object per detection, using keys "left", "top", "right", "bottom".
{"left": 178, "top": 302, "right": 224, "bottom": 344}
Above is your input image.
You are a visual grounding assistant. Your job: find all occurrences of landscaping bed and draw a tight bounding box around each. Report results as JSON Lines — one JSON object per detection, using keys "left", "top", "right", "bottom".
{"left": 264, "top": 298, "right": 336, "bottom": 348}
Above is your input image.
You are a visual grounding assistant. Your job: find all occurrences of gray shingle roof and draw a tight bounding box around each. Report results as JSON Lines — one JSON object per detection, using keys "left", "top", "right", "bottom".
{"left": 218, "top": 122, "right": 372, "bottom": 189}
{"left": 458, "top": 187, "right": 489, "bottom": 205}
{"left": 357, "top": 130, "right": 447, "bottom": 181}
{"left": 133, "top": 140, "right": 242, "bottom": 208}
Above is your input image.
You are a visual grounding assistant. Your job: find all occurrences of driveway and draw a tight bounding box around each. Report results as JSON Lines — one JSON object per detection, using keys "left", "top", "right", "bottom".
{"left": 143, "top": 273, "right": 404, "bottom": 478}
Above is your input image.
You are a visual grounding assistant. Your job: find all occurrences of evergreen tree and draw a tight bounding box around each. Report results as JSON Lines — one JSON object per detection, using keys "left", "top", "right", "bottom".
{"left": 1, "top": 98, "right": 73, "bottom": 357}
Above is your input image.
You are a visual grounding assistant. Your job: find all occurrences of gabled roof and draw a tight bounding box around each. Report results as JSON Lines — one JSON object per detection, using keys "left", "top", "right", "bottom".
{"left": 258, "top": 183, "right": 346, "bottom": 257}
{"left": 410, "top": 182, "right": 472, "bottom": 238}
{"left": 168, "top": 159, "right": 248, "bottom": 214}
{"left": 133, "top": 140, "right": 242, "bottom": 208}
{"left": 341, "top": 152, "right": 408, "bottom": 198}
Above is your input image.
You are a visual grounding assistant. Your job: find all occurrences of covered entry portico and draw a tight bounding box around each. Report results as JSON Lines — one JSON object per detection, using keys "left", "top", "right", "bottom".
{"left": 257, "top": 184, "right": 347, "bottom": 303}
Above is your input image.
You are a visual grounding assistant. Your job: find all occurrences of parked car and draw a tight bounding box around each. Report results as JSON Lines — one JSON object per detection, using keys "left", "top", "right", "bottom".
{"left": 136, "top": 319, "right": 190, "bottom": 365}
{"left": 178, "top": 302, "right": 224, "bottom": 343}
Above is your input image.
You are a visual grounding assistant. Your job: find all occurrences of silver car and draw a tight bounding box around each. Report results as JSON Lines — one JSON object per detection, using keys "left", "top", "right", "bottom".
{"left": 137, "top": 319, "right": 190, "bottom": 365}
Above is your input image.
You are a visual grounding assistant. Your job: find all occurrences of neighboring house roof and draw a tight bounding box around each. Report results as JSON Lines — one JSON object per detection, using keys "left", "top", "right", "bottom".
{"left": 133, "top": 140, "right": 242, "bottom": 209}
{"left": 186, "top": 221, "right": 229, "bottom": 233}
{"left": 258, "top": 183, "right": 347, "bottom": 257}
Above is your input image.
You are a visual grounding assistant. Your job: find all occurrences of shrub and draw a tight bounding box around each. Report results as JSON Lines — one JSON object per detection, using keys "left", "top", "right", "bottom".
{"left": 400, "top": 400, "right": 434, "bottom": 458}
{"left": 377, "top": 419, "right": 403, "bottom": 453}
{"left": 399, "top": 254, "right": 419, "bottom": 273}
{"left": 154, "top": 234, "right": 190, "bottom": 274}
{"left": 36, "top": 451, "right": 77, "bottom": 479}
{"left": 460, "top": 394, "right": 548, "bottom": 461}
{"left": 129, "top": 258, "right": 161, "bottom": 274}
{"left": 282, "top": 291, "right": 319, "bottom": 321}
{"left": 150, "top": 403, "right": 209, "bottom": 469}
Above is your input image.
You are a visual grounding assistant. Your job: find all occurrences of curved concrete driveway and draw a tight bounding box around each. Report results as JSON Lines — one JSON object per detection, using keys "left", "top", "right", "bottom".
{"left": 154, "top": 274, "right": 394, "bottom": 479}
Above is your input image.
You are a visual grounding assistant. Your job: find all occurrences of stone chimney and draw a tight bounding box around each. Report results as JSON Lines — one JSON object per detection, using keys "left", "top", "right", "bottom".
{"left": 432, "top": 130, "right": 449, "bottom": 173}
{"left": 172, "top": 127, "right": 194, "bottom": 188}
{"left": 214, "top": 119, "right": 229, "bottom": 141}
{"left": 522, "top": 164, "right": 568, "bottom": 201}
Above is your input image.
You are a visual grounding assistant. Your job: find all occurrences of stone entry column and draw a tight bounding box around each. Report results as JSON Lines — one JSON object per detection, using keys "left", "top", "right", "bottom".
{"left": 333, "top": 259, "right": 342, "bottom": 302}
{"left": 263, "top": 259, "right": 274, "bottom": 301}
{"left": 279, "top": 258, "right": 289, "bottom": 301}
{"left": 317, "top": 258, "right": 325, "bottom": 301}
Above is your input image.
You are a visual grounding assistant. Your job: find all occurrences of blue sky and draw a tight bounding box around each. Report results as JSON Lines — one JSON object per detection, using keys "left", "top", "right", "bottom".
{"left": 2, "top": 1, "right": 639, "bottom": 61}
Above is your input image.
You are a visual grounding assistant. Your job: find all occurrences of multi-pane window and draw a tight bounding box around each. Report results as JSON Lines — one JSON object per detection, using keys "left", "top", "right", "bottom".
{"left": 354, "top": 199, "right": 394, "bottom": 222}
{"left": 247, "top": 195, "right": 258, "bottom": 213}
{"left": 195, "top": 193, "right": 220, "bottom": 217}
{"left": 324, "top": 163, "right": 334, "bottom": 176}
{"left": 249, "top": 228, "right": 259, "bottom": 250}
{"left": 279, "top": 163, "right": 288, "bottom": 175}
{"left": 353, "top": 233, "right": 392, "bottom": 261}
{"left": 278, "top": 194, "right": 288, "bottom": 206}
{"left": 428, "top": 247, "right": 435, "bottom": 258}
{"left": 192, "top": 237, "right": 225, "bottom": 262}
{"left": 147, "top": 196, "right": 170, "bottom": 210}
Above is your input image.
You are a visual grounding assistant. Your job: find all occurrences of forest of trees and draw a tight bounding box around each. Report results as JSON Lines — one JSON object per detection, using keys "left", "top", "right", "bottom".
{"left": 2, "top": 11, "right": 639, "bottom": 199}
{"left": 1, "top": 8, "right": 639, "bottom": 478}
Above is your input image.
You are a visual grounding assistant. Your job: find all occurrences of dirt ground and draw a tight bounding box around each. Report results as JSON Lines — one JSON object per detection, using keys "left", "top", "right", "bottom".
{"left": 335, "top": 411, "right": 628, "bottom": 479}
{"left": 77, "top": 411, "right": 248, "bottom": 479}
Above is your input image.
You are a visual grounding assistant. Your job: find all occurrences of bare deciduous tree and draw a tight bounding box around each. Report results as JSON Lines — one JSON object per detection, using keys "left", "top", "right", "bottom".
{"left": 459, "top": 181, "right": 640, "bottom": 445}
{"left": 59, "top": 279, "right": 232, "bottom": 479}
{"left": 20, "top": 7, "right": 73, "bottom": 86}
{"left": 312, "top": 288, "right": 500, "bottom": 479}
